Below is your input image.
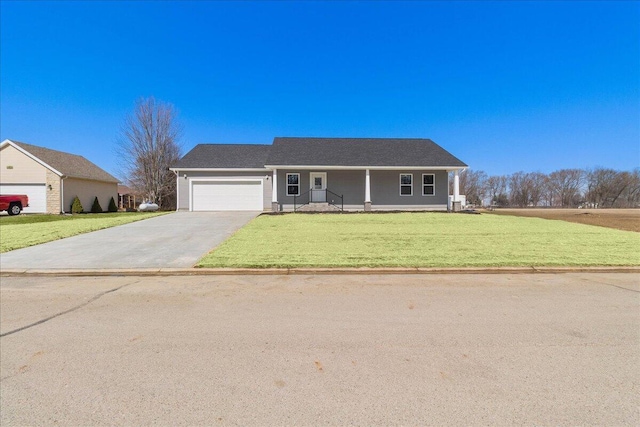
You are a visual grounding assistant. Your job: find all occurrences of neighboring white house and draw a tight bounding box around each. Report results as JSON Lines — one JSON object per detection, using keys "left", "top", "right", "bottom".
{"left": 0, "top": 139, "right": 119, "bottom": 214}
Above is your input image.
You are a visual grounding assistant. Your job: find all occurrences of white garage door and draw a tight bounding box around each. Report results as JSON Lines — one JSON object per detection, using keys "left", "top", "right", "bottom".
{"left": 0, "top": 184, "right": 47, "bottom": 213}
{"left": 192, "top": 180, "right": 263, "bottom": 211}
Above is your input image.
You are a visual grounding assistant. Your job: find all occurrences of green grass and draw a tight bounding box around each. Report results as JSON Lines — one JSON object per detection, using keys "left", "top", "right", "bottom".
{"left": 197, "top": 212, "right": 640, "bottom": 268}
{"left": 0, "top": 212, "right": 169, "bottom": 252}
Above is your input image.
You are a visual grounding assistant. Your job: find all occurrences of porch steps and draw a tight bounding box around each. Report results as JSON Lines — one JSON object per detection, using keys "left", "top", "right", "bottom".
{"left": 296, "top": 202, "right": 342, "bottom": 212}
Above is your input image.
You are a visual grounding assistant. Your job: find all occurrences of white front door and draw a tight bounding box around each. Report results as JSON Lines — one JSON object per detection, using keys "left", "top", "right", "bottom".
{"left": 309, "top": 172, "right": 327, "bottom": 202}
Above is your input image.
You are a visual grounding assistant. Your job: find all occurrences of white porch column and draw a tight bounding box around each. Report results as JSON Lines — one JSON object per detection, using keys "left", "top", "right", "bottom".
{"left": 364, "top": 169, "right": 372, "bottom": 211}
{"left": 453, "top": 169, "right": 460, "bottom": 212}
{"left": 271, "top": 169, "right": 279, "bottom": 212}
{"left": 453, "top": 169, "right": 460, "bottom": 201}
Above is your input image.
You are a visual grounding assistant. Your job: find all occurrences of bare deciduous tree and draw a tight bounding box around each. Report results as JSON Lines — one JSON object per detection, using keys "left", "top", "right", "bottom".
{"left": 486, "top": 175, "right": 508, "bottom": 206}
{"left": 588, "top": 168, "right": 640, "bottom": 208}
{"left": 527, "top": 172, "right": 547, "bottom": 207}
{"left": 455, "top": 169, "right": 488, "bottom": 206}
{"left": 508, "top": 172, "right": 547, "bottom": 207}
{"left": 548, "top": 169, "right": 584, "bottom": 207}
{"left": 509, "top": 172, "right": 530, "bottom": 207}
{"left": 622, "top": 168, "right": 640, "bottom": 207}
{"left": 118, "top": 97, "right": 183, "bottom": 209}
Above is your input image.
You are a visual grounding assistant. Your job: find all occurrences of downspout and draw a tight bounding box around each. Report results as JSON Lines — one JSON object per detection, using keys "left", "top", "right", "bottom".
{"left": 173, "top": 170, "right": 179, "bottom": 211}
{"left": 60, "top": 176, "right": 67, "bottom": 214}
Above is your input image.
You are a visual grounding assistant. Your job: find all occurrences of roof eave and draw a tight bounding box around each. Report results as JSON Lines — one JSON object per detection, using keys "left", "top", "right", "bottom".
{"left": 64, "top": 174, "right": 120, "bottom": 184}
{"left": 170, "top": 167, "right": 270, "bottom": 172}
{"left": 264, "top": 165, "right": 467, "bottom": 170}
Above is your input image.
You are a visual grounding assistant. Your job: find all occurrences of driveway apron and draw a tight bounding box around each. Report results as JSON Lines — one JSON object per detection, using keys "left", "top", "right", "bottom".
{"left": 0, "top": 212, "right": 259, "bottom": 269}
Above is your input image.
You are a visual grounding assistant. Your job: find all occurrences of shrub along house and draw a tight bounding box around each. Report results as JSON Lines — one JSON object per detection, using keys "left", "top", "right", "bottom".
{"left": 0, "top": 139, "right": 119, "bottom": 214}
{"left": 170, "top": 137, "right": 467, "bottom": 212}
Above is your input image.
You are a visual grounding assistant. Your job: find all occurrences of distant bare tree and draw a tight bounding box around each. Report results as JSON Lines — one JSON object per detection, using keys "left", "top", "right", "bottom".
{"left": 622, "top": 168, "right": 640, "bottom": 207}
{"left": 527, "top": 172, "right": 547, "bottom": 207}
{"left": 586, "top": 167, "right": 619, "bottom": 207}
{"left": 486, "top": 175, "right": 508, "bottom": 206}
{"left": 608, "top": 171, "right": 636, "bottom": 207}
{"left": 467, "top": 167, "right": 637, "bottom": 209}
{"left": 118, "top": 97, "right": 183, "bottom": 209}
{"left": 548, "top": 169, "right": 584, "bottom": 207}
{"left": 456, "top": 169, "right": 488, "bottom": 206}
{"left": 542, "top": 175, "right": 555, "bottom": 207}
{"left": 509, "top": 172, "right": 530, "bottom": 207}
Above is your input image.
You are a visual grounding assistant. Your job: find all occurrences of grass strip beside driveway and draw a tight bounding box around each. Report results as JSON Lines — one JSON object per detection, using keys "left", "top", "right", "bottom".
{"left": 0, "top": 212, "right": 169, "bottom": 252}
{"left": 197, "top": 212, "right": 640, "bottom": 268}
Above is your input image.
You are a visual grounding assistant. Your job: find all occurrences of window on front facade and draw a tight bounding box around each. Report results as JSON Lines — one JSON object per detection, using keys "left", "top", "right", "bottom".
{"left": 400, "top": 174, "right": 413, "bottom": 196}
{"left": 422, "top": 174, "right": 435, "bottom": 196}
{"left": 286, "top": 173, "right": 300, "bottom": 196}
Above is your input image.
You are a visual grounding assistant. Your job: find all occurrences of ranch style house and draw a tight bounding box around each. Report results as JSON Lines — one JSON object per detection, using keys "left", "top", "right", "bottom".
{"left": 171, "top": 137, "right": 467, "bottom": 212}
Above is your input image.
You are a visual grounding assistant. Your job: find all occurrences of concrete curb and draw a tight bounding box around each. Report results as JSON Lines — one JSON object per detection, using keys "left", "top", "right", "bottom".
{"left": 1, "top": 266, "right": 639, "bottom": 277}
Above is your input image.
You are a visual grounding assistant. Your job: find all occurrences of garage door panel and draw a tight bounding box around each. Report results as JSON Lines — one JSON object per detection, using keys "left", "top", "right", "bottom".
{"left": 192, "top": 181, "right": 262, "bottom": 211}
{"left": 0, "top": 184, "right": 47, "bottom": 213}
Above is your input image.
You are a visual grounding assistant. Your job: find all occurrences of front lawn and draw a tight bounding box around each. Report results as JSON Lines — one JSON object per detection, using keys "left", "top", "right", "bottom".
{"left": 197, "top": 212, "right": 640, "bottom": 268}
{"left": 0, "top": 212, "right": 169, "bottom": 252}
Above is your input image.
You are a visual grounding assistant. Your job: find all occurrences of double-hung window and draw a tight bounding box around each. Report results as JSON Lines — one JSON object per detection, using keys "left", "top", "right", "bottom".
{"left": 422, "top": 174, "right": 435, "bottom": 196}
{"left": 286, "top": 173, "right": 300, "bottom": 196}
{"left": 400, "top": 174, "right": 413, "bottom": 196}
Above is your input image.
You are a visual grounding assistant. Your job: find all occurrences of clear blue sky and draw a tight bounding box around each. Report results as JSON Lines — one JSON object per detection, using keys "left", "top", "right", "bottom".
{"left": 1, "top": 1, "right": 638, "bottom": 180}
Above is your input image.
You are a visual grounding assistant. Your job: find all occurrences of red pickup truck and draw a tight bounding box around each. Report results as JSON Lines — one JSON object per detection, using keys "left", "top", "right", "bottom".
{"left": 0, "top": 194, "right": 29, "bottom": 215}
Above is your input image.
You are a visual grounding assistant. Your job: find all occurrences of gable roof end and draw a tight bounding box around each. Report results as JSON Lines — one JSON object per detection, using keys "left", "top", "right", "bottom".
{"left": 2, "top": 139, "right": 119, "bottom": 183}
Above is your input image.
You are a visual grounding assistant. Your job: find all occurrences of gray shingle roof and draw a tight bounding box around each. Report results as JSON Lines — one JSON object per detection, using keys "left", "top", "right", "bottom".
{"left": 10, "top": 140, "right": 119, "bottom": 183}
{"left": 172, "top": 144, "right": 272, "bottom": 169}
{"left": 173, "top": 138, "right": 467, "bottom": 169}
{"left": 265, "top": 137, "right": 467, "bottom": 167}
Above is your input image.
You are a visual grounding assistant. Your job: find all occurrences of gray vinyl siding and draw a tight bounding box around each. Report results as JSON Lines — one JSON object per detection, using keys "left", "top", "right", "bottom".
{"left": 370, "top": 170, "right": 449, "bottom": 208}
{"left": 275, "top": 169, "right": 449, "bottom": 211}
{"left": 175, "top": 170, "right": 272, "bottom": 211}
{"left": 276, "top": 169, "right": 365, "bottom": 209}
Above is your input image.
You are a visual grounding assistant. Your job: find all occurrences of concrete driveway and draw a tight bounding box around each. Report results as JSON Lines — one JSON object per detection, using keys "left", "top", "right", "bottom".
{"left": 1, "top": 273, "right": 638, "bottom": 426}
{"left": 0, "top": 211, "right": 259, "bottom": 269}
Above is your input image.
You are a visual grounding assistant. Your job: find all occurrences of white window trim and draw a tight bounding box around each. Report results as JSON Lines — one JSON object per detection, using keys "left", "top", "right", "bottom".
{"left": 399, "top": 173, "right": 413, "bottom": 196}
{"left": 286, "top": 173, "right": 300, "bottom": 196}
{"left": 422, "top": 173, "right": 436, "bottom": 197}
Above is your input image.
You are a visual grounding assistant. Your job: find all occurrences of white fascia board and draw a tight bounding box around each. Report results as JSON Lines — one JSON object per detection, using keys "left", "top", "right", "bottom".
{"left": 169, "top": 168, "right": 270, "bottom": 172}
{"left": 1, "top": 139, "right": 64, "bottom": 177}
{"left": 264, "top": 165, "right": 466, "bottom": 171}
{"left": 189, "top": 178, "right": 264, "bottom": 182}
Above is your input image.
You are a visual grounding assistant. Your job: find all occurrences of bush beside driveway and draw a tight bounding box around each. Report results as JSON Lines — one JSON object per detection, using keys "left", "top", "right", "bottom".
{"left": 197, "top": 212, "right": 640, "bottom": 268}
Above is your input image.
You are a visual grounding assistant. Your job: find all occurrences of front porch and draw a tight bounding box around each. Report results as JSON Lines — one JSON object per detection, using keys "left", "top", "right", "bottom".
{"left": 269, "top": 168, "right": 464, "bottom": 212}
{"left": 292, "top": 187, "right": 344, "bottom": 212}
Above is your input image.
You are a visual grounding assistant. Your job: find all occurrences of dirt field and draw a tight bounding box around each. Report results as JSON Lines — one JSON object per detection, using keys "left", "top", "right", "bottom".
{"left": 486, "top": 208, "right": 640, "bottom": 232}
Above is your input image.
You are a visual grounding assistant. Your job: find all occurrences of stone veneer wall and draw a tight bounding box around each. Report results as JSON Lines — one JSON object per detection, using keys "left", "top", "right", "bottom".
{"left": 46, "top": 170, "right": 61, "bottom": 214}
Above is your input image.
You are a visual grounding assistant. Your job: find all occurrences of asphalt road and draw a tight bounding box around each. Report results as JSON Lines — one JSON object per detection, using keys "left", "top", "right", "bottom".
{"left": 0, "top": 211, "right": 259, "bottom": 269}
{"left": 1, "top": 273, "right": 638, "bottom": 426}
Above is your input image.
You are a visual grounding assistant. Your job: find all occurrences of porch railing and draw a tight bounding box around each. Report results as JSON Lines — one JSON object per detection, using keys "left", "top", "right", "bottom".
{"left": 326, "top": 189, "right": 344, "bottom": 211}
{"left": 294, "top": 188, "right": 343, "bottom": 212}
